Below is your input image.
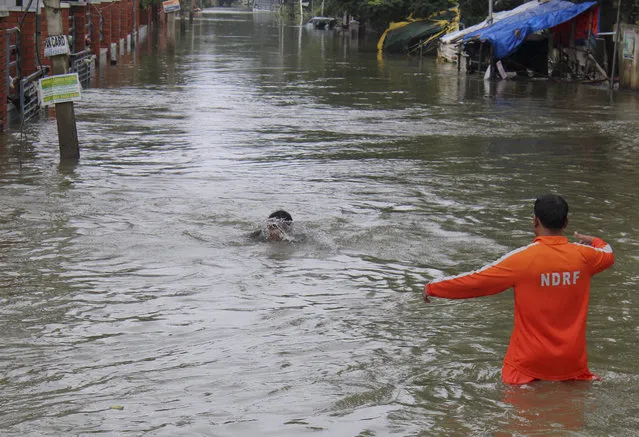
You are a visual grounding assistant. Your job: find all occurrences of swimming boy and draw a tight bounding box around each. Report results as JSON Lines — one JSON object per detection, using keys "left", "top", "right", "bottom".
{"left": 250, "top": 210, "right": 294, "bottom": 242}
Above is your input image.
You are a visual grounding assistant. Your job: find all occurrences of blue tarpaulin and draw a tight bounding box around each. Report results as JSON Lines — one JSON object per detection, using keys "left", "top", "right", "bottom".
{"left": 462, "top": 0, "right": 598, "bottom": 59}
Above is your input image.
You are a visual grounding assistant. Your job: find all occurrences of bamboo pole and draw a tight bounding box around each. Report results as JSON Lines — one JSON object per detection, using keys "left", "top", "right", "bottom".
{"left": 610, "top": 0, "right": 622, "bottom": 90}
{"left": 488, "top": 0, "right": 493, "bottom": 25}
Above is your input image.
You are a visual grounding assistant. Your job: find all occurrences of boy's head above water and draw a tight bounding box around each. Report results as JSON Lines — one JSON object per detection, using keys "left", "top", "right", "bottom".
{"left": 265, "top": 210, "right": 293, "bottom": 241}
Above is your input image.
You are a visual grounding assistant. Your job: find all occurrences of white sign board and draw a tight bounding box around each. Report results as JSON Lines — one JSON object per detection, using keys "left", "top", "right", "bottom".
{"left": 38, "top": 73, "right": 82, "bottom": 106}
{"left": 44, "top": 35, "right": 70, "bottom": 57}
{"left": 162, "top": 0, "right": 180, "bottom": 13}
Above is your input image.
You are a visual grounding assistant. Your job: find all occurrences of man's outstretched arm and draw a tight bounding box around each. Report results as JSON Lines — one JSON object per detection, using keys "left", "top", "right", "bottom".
{"left": 424, "top": 246, "right": 526, "bottom": 301}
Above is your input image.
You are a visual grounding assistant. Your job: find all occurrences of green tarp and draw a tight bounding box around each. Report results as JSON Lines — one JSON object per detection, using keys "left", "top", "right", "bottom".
{"left": 378, "top": 8, "right": 460, "bottom": 54}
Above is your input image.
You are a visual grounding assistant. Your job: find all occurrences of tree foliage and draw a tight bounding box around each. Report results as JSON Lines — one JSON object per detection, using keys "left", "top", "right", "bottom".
{"left": 141, "top": 0, "right": 163, "bottom": 9}
{"left": 621, "top": 0, "right": 639, "bottom": 23}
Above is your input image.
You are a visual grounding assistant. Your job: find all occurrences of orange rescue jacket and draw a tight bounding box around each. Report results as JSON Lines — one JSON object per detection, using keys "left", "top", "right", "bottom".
{"left": 425, "top": 235, "right": 615, "bottom": 381}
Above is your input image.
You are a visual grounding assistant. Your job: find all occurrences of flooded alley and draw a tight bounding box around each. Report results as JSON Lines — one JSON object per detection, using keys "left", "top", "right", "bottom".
{"left": 1, "top": 9, "right": 638, "bottom": 436}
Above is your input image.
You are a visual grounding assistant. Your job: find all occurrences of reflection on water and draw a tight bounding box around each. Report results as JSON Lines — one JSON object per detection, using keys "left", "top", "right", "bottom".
{"left": 499, "top": 382, "right": 592, "bottom": 435}
{"left": 1, "top": 8, "right": 638, "bottom": 436}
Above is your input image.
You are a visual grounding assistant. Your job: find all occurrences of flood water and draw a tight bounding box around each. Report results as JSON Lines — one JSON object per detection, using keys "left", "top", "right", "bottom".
{"left": 1, "top": 9, "right": 638, "bottom": 436}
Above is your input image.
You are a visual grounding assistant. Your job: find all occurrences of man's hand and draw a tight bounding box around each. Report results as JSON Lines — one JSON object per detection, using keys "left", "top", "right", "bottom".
{"left": 422, "top": 285, "right": 431, "bottom": 303}
{"left": 574, "top": 231, "right": 597, "bottom": 245}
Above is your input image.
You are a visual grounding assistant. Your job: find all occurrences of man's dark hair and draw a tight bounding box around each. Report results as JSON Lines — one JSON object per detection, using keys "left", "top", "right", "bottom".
{"left": 268, "top": 210, "right": 292, "bottom": 223}
{"left": 534, "top": 194, "right": 569, "bottom": 230}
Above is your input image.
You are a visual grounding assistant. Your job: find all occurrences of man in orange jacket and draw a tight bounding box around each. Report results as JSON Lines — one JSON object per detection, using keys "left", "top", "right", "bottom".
{"left": 424, "top": 194, "right": 615, "bottom": 384}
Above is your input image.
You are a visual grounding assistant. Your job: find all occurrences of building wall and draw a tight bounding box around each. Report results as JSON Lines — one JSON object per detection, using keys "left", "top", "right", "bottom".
{"left": 0, "top": 15, "right": 8, "bottom": 130}
{"left": 103, "top": 1, "right": 113, "bottom": 56}
{"left": 70, "top": 3, "right": 89, "bottom": 53}
{"left": 1, "top": 6, "right": 71, "bottom": 77}
{"left": 89, "top": 1, "right": 103, "bottom": 57}
{"left": 619, "top": 24, "right": 639, "bottom": 90}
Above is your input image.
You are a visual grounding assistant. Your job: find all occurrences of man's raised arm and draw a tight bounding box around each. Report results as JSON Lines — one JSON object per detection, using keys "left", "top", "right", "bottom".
{"left": 574, "top": 231, "right": 615, "bottom": 275}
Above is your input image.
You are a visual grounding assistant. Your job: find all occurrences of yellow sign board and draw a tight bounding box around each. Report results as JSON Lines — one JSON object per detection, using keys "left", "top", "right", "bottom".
{"left": 38, "top": 73, "right": 82, "bottom": 106}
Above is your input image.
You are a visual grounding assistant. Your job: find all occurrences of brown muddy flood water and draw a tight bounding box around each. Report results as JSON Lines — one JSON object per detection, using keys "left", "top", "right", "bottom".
{"left": 1, "top": 8, "right": 639, "bottom": 436}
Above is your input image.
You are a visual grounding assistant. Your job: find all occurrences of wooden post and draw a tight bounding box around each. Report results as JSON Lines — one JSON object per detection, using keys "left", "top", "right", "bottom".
{"left": 44, "top": 0, "right": 80, "bottom": 162}
{"left": 489, "top": 46, "right": 496, "bottom": 80}
{"left": 167, "top": 11, "right": 176, "bottom": 48}
{"left": 179, "top": 0, "right": 187, "bottom": 34}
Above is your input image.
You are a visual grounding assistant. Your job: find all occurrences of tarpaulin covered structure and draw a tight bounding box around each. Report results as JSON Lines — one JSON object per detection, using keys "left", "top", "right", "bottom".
{"left": 438, "top": 1, "right": 540, "bottom": 63}
{"left": 462, "top": 0, "right": 598, "bottom": 59}
{"left": 441, "top": 1, "right": 540, "bottom": 46}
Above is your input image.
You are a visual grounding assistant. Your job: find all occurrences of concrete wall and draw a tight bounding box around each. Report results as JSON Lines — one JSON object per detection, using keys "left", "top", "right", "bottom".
{"left": 619, "top": 24, "right": 639, "bottom": 90}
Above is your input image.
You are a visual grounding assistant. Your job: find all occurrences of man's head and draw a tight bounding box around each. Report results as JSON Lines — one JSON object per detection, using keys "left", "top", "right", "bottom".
{"left": 266, "top": 210, "right": 293, "bottom": 241}
{"left": 533, "top": 194, "right": 569, "bottom": 235}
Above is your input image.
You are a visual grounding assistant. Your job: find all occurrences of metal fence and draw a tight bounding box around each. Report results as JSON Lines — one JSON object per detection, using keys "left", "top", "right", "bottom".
{"left": 6, "top": 18, "right": 93, "bottom": 125}
{"left": 4, "top": 27, "right": 45, "bottom": 123}
{"left": 70, "top": 49, "right": 94, "bottom": 88}
{"left": 6, "top": 27, "right": 49, "bottom": 123}
{"left": 19, "top": 67, "right": 49, "bottom": 123}
{"left": 253, "top": 0, "right": 279, "bottom": 11}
